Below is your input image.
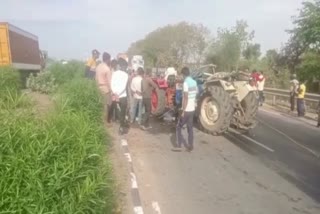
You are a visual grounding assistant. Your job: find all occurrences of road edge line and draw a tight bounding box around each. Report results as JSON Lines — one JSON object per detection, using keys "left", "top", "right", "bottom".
{"left": 120, "top": 139, "right": 145, "bottom": 214}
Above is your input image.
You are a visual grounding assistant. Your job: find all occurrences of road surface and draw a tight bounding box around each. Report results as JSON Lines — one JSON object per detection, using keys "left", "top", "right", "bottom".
{"left": 117, "top": 107, "right": 320, "bottom": 214}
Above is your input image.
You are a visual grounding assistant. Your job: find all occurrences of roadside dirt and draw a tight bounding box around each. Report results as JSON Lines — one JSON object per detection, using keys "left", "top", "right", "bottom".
{"left": 108, "top": 125, "right": 133, "bottom": 214}
{"left": 24, "top": 90, "right": 54, "bottom": 116}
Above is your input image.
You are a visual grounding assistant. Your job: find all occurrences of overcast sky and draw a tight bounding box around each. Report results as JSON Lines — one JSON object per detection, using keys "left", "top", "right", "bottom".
{"left": 1, "top": 0, "right": 305, "bottom": 60}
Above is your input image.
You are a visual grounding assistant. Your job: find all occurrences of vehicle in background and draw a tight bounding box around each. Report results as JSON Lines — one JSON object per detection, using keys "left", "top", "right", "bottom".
{"left": 0, "top": 22, "right": 46, "bottom": 87}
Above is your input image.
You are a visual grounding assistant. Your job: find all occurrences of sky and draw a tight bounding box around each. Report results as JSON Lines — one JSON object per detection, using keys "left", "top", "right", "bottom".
{"left": 1, "top": 0, "right": 305, "bottom": 60}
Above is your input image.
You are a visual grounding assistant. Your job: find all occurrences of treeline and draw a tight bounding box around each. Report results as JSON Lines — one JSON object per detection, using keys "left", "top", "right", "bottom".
{"left": 128, "top": 1, "right": 320, "bottom": 92}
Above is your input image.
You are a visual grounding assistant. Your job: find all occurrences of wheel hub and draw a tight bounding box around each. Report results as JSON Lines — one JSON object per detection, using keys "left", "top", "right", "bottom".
{"left": 201, "top": 97, "right": 219, "bottom": 125}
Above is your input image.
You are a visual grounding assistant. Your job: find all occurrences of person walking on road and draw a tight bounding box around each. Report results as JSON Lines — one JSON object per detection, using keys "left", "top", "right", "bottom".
{"left": 111, "top": 58, "right": 129, "bottom": 135}
{"left": 176, "top": 67, "right": 197, "bottom": 152}
{"left": 141, "top": 68, "right": 158, "bottom": 130}
{"left": 85, "top": 49, "right": 100, "bottom": 79}
{"left": 130, "top": 67, "right": 144, "bottom": 124}
{"left": 297, "top": 81, "right": 306, "bottom": 117}
{"left": 290, "top": 74, "right": 299, "bottom": 112}
{"left": 95, "top": 52, "right": 112, "bottom": 123}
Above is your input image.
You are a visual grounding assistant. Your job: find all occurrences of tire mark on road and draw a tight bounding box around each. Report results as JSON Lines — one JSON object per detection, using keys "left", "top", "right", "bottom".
{"left": 228, "top": 128, "right": 275, "bottom": 152}
{"left": 257, "top": 119, "right": 320, "bottom": 158}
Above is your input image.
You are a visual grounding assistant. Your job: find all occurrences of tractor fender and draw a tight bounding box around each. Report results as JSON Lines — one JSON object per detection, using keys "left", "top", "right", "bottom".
{"left": 204, "top": 79, "right": 236, "bottom": 92}
{"left": 232, "top": 81, "right": 256, "bottom": 102}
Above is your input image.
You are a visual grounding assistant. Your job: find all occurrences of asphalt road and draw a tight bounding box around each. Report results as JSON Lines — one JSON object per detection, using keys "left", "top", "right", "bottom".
{"left": 241, "top": 108, "right": 320, "bottom": 203}
{"left": 122, "top": 108, "right": 320, "bottom": 214}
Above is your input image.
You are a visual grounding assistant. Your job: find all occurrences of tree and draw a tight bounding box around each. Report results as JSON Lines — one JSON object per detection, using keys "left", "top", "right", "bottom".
{"left": 127, "top": 22, "right": 210, "bottom": 68}
{"left": 283, "top": 0, "right": 320, "bottom": 73}
{"left": 206, "top": 20, "right": 254, "bottom": 71}
{"left": 242, "top": 43, "right": 261, "bottom": 60}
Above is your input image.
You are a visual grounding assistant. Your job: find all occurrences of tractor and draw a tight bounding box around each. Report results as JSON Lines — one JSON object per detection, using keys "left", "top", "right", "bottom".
{"left": 151, "top": 65, "right": 259, "bottom": 135}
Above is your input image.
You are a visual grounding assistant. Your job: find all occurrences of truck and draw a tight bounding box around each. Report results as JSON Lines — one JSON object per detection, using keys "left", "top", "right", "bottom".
{"left": 0, "top": 22, "right": 46, "bottom": 86}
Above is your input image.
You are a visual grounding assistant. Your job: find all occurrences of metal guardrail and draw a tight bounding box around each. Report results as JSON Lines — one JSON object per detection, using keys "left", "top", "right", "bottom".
{"left": 264, "top": 87, "right": 320, "bottom": 113}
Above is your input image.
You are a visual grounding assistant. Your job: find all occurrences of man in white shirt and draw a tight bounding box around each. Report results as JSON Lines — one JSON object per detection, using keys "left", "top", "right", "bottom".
{"left": 111, "top": 58, "right": 129, "bottom": 134}
{"left": 130, "top": 67, "right": 144, "bottom": 124}
{"left": 290, "top": 74, "right": 299, "bottom": 112}
{"left": 257, "top": 72, "right": 266, "bottom": 106}
{"left": 176, "top": 67, "right": 197, "bottom": 152}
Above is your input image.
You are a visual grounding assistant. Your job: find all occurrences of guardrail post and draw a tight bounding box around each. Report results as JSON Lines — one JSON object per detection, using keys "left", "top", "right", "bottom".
{"left": 272, "top": 95, "right": 276, "bottom": 106}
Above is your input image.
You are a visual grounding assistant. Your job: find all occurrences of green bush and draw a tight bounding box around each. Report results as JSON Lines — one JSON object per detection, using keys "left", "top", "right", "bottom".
{"left": 0, "top": 66, "right": 21, "bottom": 97}
{"left": 49, "top": 61, "right": 85, "bottom": 85}
{"left": 27, "top": 72, "right": 57, "bottom": 94}
{"left": 0, "top": 111, "right": 114, "bottom": 213}
{"left": 58, "top": 78, "right": 104, "bottom": 121}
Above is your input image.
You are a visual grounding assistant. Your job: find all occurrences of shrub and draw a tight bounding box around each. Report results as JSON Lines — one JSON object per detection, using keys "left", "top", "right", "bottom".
{"left": 58, "top": 78, "right": 104, "bottom": 121}
{"left": 0, "top": 111, "right": 114, "bottom": 213}
{"left": 49, "top": 61, "right": 85, "bottom": 85}
{"left": 0, "top": 66, "right": 21, "bottom": 97}
{"left": 27, "top": 72, "right": 57, "bottom": 94}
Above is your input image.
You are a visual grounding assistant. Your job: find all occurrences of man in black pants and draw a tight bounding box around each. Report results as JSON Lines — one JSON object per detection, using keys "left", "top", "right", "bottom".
{"left": 111, "top": 58, "right": 129, "bottom": 135}
{"left": 176, "top": 67, "right": 197, "bottom": 152}
{"left": 141, "top": 68, "right": 158, "bottom": 130}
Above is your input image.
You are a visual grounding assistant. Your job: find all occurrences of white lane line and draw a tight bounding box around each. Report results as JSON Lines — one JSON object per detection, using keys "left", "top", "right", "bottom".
{"left": 228, "top": 128, "right": 275, "bottom": 152}
{"left": 130, "top": 172, "right": 138, "bottom": 188}
{"left": 259, "top": 108, "right": 282, "bottom": 116}
{"left": 258, "top": 119, "right": 320, "bottom": 158}
{"left": 124, "top": 153, "right": 132, "bottom": 162}
{"left": 152, "top": 201, "right": 162, "bottom": 214}
{"left": 134, "top": 206, "right": 144, "bottom": 214}
{"left": 121, "top": 139, "right": 128, "bottom": 146}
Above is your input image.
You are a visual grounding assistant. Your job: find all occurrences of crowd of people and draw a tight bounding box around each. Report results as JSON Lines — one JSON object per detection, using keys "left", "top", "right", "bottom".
{"left": 84, "top": 48, "right": 319, "bottom": 152}
{"left": 84, "top": 49, "right": 196, "bottom": 151}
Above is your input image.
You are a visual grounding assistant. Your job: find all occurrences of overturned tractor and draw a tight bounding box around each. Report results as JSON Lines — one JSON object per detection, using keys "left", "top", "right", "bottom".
{"left": 151, "top": 65, "right": 259, "bottom": 135}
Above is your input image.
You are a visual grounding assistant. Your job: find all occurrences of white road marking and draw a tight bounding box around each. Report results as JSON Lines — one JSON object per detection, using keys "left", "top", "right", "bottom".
{"left": 228, "top": 128, "right": 275, "bottom": 152}
{"left": 121, "top": 139, "right": 128, "bottom": 146}
{"left": 152, "top": 201, "right": 162, "bottom": 214}
{"left": 131, "top": 172, "right": 138, "bottom": 188}
{"left": 124, "top": 153, "right": 132, "bottom": 162}
{"left": 258, "top": 119, "right": 320, "bottom": 158}
{"left": 133, "top": 206, "right": 144, "bottom": 214}
{"left": 259, "top": 108, "right": 282, "bottom": 116}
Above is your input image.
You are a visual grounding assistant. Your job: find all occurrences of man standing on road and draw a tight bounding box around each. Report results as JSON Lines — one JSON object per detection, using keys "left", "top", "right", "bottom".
{"left": 111, "top": 58, "right": 129, "bottom": 135}
{"left": 141, "top": 68, "right": 158, "bottom": 130}
{"left": 130, "top": 67, "right": 144, "bottom": 124}
{"left": 257, "top": 71, "right": 266, "bottom": 106}
{"left": 176, "top": 67, "right": 197, "bottom": 152}
{"left": 297, "top": 81, "right": 306, "bottom": 117}
{"left": 95, "top": 52, "right": 112, "bottom": 123}
{"left": 85, "top": 49, "right": 100, "bottom": 79}
{"left": 290, "top": 74, "right": 299, "bottom": 112}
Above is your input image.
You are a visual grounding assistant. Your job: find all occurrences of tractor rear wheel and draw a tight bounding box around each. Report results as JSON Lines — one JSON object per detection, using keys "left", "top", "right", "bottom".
{"left": 241, "top": 91, "right": 259, "bottom": 126}
{"left": 198, "top": 85, "right": 233, "bottom": 135}
{"left": 151, "top": 89, "right": 166, "bottom": 117}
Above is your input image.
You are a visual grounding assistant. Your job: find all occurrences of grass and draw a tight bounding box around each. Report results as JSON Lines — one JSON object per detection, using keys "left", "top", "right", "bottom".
{"left": 0, "top": 65, "right": 116, "bottom": 213}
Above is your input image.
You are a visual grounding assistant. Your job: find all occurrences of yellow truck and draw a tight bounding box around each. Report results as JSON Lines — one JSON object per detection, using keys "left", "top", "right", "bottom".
{"left": 0, "top": 22, "right": 46, "bottom": 85}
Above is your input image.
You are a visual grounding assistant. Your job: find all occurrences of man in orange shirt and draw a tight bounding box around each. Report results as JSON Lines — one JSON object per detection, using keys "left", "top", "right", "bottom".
{"left": 95, "top": 52, "right": 112, "bottom": 123}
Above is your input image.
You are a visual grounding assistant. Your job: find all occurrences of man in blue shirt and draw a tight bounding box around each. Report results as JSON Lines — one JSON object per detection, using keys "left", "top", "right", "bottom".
{"left": 176, "top": 67, "right": 197, "bottom": 152}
